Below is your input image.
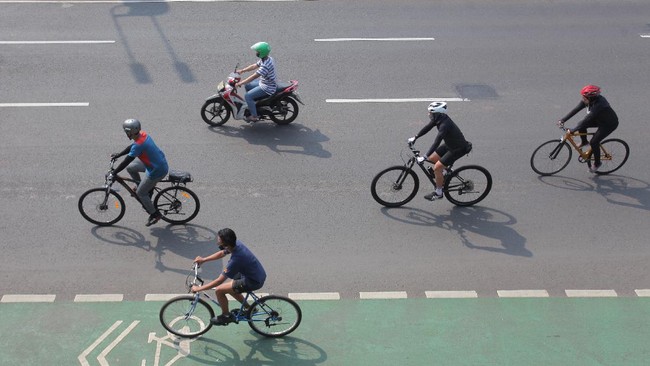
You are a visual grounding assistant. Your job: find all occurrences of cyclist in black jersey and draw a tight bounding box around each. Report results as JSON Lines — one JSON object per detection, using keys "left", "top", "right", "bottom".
{"left": 408, "top": 102, "right": 471, "bottom": 201}
{"left": 558, "top": 85, "right": 619, "bottom": 173}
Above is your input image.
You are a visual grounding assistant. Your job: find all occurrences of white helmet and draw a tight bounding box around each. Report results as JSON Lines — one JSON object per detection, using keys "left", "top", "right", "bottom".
{"left": 427, "top": 102, "right": 448, "bottom": 114}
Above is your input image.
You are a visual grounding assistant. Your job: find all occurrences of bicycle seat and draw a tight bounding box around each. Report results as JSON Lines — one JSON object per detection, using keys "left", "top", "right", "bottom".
{"left": 168, "top": 170, "right": 193, "bottom": 183}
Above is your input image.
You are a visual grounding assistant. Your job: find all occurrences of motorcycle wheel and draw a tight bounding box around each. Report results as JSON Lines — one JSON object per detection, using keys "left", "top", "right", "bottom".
{"left": 201, "top": 98, "right": 231, "bottom": 127}
{"left": 269, "top": 96, "right": 299, "bottom": 125}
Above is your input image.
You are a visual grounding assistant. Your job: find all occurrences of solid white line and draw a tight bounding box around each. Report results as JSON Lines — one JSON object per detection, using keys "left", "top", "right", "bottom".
{"left": 359, "top": 291, "right": 407, "bottom": 299}
{"left": 97, "top": 321, "right": 140, "bottom": 366}
{"left": 565, "top": 289, "right": 618, "bottom": 298}
{"left": 425, "top": 291, "right": 478, "bottom": 298}
{"left": 0, "top": 0, "right": 299, "bottom": 3}
{"left": 1, "top": 294, "right": 56, "bottom": 303}
{"left": 289, "top": 292, "right": 340, "bottom": 300}
{"left": 497, "top": 290, "right": 549, "bottom": 298}
{"left": 74, "top": 294, "right": 124, "bottom": 302}
{"left": 326, "top": 98, "right": 468, "bottom": 103}
{"left": 315, "top": 38, "right": 434, "bottom": 42}
{"left": 0, "top": 40, "right": 115, "bottom": 45}
{"left": 634, "top": 289, "right": 650, "bottom": 297}
{"left": 78, "top": 321, "right": 122, "bottom": 366}
{"left": 0, "top": 103, "right": 89, "bottom": 107}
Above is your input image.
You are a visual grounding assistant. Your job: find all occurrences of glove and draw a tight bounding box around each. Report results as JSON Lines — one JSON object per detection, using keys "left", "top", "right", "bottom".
{"left": 407, "top": 136, "right": 417, "bottom": 144}
{"left": 416, "top": 156, "right": 427, "bottom": 163}
{"left": 110, "top": 152, "right": 119, "bottom": 160}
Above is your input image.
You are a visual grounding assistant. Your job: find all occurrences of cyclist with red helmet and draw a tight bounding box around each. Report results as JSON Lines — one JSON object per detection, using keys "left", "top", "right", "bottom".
{"left": 557, "top": 85, "right": 619, "bottom": 173}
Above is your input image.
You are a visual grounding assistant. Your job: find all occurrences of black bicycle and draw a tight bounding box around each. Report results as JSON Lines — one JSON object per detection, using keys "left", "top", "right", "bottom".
{"left": 159, "top": 263, "right": 302, "bottom": 338}
{"left": 371, "top": 142, "right": 492, "bottom": 207}
{"left": 78, "top": 159, "right": 200, "bottom": 226}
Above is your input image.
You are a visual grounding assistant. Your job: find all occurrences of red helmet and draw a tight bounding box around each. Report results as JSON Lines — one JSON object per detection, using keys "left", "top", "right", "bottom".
{"left": 580, "top": 85, "right": 601, "bottom": 98}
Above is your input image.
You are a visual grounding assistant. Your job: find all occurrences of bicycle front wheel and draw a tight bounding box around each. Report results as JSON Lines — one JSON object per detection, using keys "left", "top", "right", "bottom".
{"left": 370, "top": 166, "right": 419, "bottom": 207}
{"left": 78, "top": 188, "right": 125, "bottom": 226}
{"left": 248, "top": 295, "right": 302, "bottom": 338}
{"left": 530, "top": 140, "right": 572, "bottom": 176}
{"left": 444, "top": 165, "right": 492, "bottom": 206}
{"left": 154, "top": 186, "right": 200, "bottom": 224}
{"left": 159, "top": 295, "right": 214, "bottom": 338}
{"left": 595, "top": 138, "right": 630, "bottom": 175}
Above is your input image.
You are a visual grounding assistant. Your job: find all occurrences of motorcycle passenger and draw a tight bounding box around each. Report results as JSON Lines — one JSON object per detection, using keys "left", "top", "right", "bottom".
{"left": 235, "top": 42, "right": 277, "bottom": 123}
{"left": 407, "top": 102, "right": 472, "bottom": 201}
{"left": 557, "top": 84, "right": 619, "bottom": 173}
{"left": 110, "top": 119, "right": 169, "bottom": 226}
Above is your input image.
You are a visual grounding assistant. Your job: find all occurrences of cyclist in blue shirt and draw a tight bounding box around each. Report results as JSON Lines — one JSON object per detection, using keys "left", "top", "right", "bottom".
{"left": 110, "top": 119, "right": 169, "bottom": 226}
{"left": 191, "top": 228, "right": 267, "bottom": 325}
{"left": 235, "top": 42, "right": 277, "bottom": 123}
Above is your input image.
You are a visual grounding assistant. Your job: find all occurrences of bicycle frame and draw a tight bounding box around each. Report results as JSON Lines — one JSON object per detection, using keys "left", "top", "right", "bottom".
{"left": 185, "top": 264, "right": 271, "bottom": 325}
{"left": 403, "top": 143, "right": 453, "bottom": 188}
{"left": 555, "top": 127, "right": 615, "bottom": 163}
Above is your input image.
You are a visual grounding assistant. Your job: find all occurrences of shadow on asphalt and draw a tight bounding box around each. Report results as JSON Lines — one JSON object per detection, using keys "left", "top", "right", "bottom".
{"left": 380, "top": 206, "right": 531, "bottom": 257}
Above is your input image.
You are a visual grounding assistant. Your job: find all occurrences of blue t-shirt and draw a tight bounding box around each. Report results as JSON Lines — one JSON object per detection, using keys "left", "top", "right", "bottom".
{"left": 128, "top": 131, "right": 169, "bottom": 180}
{"left": 223, "top": 241, "right": 267, "bottom": 285}
{"left": 256, "top": 57, "right": 277, "bottom": 95}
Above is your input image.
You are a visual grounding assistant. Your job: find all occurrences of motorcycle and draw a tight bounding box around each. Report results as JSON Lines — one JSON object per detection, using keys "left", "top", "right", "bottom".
{"left": 201, "top": 65, "right": 304, "bottom": 126}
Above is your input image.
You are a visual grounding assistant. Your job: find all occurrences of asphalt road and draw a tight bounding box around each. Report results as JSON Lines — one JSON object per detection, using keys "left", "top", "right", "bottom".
{"left": 1, "top": 0, "right": 649, "bottom": 300}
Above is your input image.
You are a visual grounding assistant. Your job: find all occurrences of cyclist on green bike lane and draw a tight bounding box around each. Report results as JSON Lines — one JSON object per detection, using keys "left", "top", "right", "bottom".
{"left": 557, "top": 85, "right": 619, "bottom": 173}
{"left": 191, "top": 228, "right": 267, "bottom": 326}
{"left": 110, "top": 119, "right": 169, "bottom": 226}
{"left": 408, "top": 102, "right": 471, "bottom": 201}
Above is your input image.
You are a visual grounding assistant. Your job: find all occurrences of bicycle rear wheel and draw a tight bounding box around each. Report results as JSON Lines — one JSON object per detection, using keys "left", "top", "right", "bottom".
{"left": 159, "top": 295, "right": 214, "bottom": 338}
{"left": 595, "top": 138, "right": 629, "bottom": 175}
{"left": 370, "top": 166, "right": 419, "bottom": 207}
{"left": 247, "top": 295, "right": 302, "bottom": 338}
{"left": 530, "top": 140, "right": 572, "bottom": 176}
{"left": 154, "top": 186, "right": 200, "bottom": 224}
{"left": 444, "top": 165, "right": 492, "bottom": 206}
{"left": 78, "top": 188, "right": 125, "bottom": 226}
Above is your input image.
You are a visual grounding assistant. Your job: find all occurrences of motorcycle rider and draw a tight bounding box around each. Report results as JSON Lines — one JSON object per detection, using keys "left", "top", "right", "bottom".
{"left": 407, "top": 102, "right": 472, "bottom": 201}
{"left": 110, "top": 119, "right": 169, "bottom": 226}
{"left": 235, "top": 42, "right": 277, "bottom": 123}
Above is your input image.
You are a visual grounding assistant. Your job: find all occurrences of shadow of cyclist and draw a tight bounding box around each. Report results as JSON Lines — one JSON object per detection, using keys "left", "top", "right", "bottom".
{"left": 592, "top": 174, "right": 650, "bottom": 211}
{"left": 208, "top": 123, "right": 331, "bottom": 158}
{"left": 380, "top": 206, "right": 531, "bottom": 257}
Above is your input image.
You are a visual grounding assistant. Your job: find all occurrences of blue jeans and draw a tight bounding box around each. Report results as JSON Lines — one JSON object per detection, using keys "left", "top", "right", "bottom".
{"left": 245, "top": 80, "right": 271, "bottom": 117}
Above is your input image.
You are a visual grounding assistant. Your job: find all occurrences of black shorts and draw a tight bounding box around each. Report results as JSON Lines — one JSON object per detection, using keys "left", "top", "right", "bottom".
{"left": 232, "top": 277, "right": 263, "bottom": 293}
{"left": 435, "top": 144, "right": 467, "bottom": 167}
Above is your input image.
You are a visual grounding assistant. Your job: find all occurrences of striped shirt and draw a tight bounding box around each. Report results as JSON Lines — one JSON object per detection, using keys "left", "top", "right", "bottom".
{"left": 256, "top": 57, "right": 277, "bottom": 95}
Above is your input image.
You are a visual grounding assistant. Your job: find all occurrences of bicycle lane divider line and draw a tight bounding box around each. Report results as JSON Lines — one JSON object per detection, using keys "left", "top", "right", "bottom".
{"left": 315, "top": 37, "right": 435, "bottom": 42}
{"left": 565, "top": 289, "right": 618, "bottom": 297}
{"left": 1, "top": 294, "right": 55, "bottom": 302}
{"left": 0, "top": 40, "right": 115, "bottom": 44}
{"left": 0, "top": 103, "right": 89, "bottom": 107}
{"left": 635, "top": 289, "right": 650, "bottom": 296}
{"left": 326, "top": 98, "right": 469, "bottom": 103}
{"left": 497, "top": 290, "right": 549, "bottom": 298}
{"left": 75, "top": 294, "right": 124, "bottom": 302}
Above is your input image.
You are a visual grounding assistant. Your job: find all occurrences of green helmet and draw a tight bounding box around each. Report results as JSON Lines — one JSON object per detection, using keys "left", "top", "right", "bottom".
{"left": 251, "top": 42, "right": 271, "bottom": 58}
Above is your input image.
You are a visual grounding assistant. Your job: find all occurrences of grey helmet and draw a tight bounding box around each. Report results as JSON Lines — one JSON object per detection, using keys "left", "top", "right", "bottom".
{"left": 123, "top": 119, "right": 141, "bottom": 139}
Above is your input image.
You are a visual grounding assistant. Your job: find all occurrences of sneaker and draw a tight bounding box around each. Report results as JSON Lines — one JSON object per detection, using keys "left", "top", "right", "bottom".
{"left": 424, "top": 191, "right": 444, "bottom": 201}
{"left": 245, "top": 115, "right": 259, "bottom": 123}
{"left": 211, "top": 313, "right": 234, "bottom": 326}
{"left": 589, "top": 163, "right": 602, "bottom": 173}
{"left": 145, "top": 211, "right": 162, "bottom": 227}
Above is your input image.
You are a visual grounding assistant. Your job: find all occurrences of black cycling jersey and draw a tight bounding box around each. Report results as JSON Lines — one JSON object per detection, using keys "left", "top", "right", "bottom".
{"left": 415, "top": 113, "right": 469, "bottom": 157}
{"left": 560, "top": 95, "right": 619, "bottom": 132}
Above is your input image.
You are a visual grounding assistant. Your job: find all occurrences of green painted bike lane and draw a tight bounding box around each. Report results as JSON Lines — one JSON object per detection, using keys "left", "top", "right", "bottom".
{"left": 2, "top": 298, "right": 650, "bottom": 365}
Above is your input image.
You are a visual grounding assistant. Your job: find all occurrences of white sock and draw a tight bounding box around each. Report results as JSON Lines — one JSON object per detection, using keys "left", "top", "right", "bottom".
{"left": 436, "top": 187, "right": 443, "bottom": 195}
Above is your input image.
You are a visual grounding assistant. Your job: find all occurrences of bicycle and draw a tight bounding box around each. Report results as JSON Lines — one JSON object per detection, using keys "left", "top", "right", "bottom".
{"left": 159, "top": 263, "right": 302, "bottom": 339}
{"left": 78, "top": 159, "right": 200, "bottom": 226}
{"left": 530, "top": 125, "right": 629, "bottom": 176}
{"left": 371, "top": 142, "right": 492, "bottom": 207}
